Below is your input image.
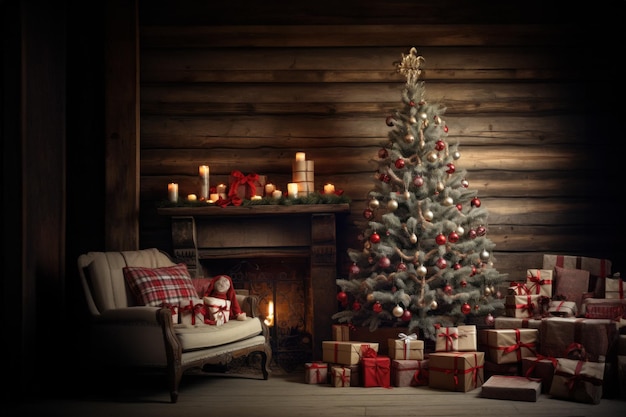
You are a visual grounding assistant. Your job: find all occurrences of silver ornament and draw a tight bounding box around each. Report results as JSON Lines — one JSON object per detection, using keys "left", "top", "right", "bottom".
{"left": 424, "top": 210, "right": 434, "bottom": 221}
{"left": 480, "top": 249, "right": 490, "bottom": 261}
{"left": 452, "top": 151, "right": 461, "bottom": 160}
{"left": 430, "top": 300, "right": 438, "bottom": 310}
{"left": 392, "top": 305, "right": 404, "bottom": 317}
{"left": 456, "top": 225, "right": 465, "bottom": 235}
{"left": 443, "top": 196, "right": 453, "bottom": 206}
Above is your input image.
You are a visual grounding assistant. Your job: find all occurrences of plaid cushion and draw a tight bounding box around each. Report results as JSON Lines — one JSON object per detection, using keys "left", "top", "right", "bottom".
{"left": 123, "top": 263, "right": 199, "bottom": 306}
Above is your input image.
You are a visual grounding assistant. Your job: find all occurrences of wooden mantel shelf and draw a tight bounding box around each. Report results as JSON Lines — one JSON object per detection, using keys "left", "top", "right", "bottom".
{"left": 158, "top": 202, "right": 350, "bottom": 360}
{"left": 157, "top": 203, "right": 350, "bottom": 217}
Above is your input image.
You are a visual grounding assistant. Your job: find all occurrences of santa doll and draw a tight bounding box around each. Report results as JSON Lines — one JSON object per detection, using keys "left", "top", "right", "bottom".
{"left": 203, "top": 275, "right": 247, "bottom": 324}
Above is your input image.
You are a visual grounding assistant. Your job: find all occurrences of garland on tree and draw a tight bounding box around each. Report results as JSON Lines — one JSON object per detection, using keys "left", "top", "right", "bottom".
{"left": 332, "top": 47, "right": 507, "bottom": 341}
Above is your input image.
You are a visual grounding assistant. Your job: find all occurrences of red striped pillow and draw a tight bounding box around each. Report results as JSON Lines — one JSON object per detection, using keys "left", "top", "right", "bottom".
{"left": 123, "top": 263, "right": 199, "bottom": 306}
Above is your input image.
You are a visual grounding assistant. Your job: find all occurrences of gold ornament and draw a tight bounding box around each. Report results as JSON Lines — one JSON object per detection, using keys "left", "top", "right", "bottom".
{"left": 410, "top": 233, "right": 418, "bottom": 244}
{"left": 366, "top": 293, "right": 375, "bottom": 302}
{"left": 427, "top": 151, "right": 438, "bottom": 162}
{"left": 396, "top": 47, "right": 425, "bottom": 83}
{"left": 423, "top": 210, "right": 434, "bottom": 221}
{"left": 436, "top": 182, "right": 445, "bottom": 191}
{"left": 392, "top": 305, "right": 404, "bottom": 317}
{"left": 387, "top": 200, "right": 398, "bottom": 211}
{"left": 430, "top": 300, "right": 438, "bottom": 310}
{"left": 409, "top": 116, "right": 417, "bottom": 124}
{"left": 416, "top": 264, "right": 427, "bottom": 276}
{"left": 404, "top": 133, "right": 415, "bottom": 143}
{"left": 443, "top": 196, "right": 454, "bottom": 206}
{"left": 368, "top": 199, "right": 380, "bottom": 209}
{"left": 403, "top": 191, "right": 411, "bottom": 200}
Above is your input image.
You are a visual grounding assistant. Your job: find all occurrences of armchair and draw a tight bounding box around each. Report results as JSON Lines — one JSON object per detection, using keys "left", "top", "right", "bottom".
{"left": 77, "top": 248, "right": 271, "bottom": 403}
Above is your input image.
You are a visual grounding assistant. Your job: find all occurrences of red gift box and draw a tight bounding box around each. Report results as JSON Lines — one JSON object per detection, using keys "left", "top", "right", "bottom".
{"left": 228, "top": 171, "right": 266, "bottom": 200}
{"left": 362, "top": 356, "right": 391, "bottom": 388}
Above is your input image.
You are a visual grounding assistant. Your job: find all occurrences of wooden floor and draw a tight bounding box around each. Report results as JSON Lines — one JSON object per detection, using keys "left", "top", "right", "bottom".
{"left": 5, "top": 362, "right": 625, "bottom": 417}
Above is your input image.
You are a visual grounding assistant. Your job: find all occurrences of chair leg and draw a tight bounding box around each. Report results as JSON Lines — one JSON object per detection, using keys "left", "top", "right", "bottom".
{"left": 168, "top": 362, "right": 183, "bottom": 403}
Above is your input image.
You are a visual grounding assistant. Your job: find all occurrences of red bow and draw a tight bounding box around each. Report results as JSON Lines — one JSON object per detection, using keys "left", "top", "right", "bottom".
{"left": 229, "top": 170, "right": 259, "bottom": 198}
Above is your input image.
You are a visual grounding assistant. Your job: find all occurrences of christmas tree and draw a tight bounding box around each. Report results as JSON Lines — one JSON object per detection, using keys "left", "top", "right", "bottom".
{"left": 333, "top": 47, "right": 507, "bottom": 341}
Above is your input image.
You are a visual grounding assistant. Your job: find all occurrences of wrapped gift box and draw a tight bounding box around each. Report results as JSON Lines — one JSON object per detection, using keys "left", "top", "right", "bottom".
{"left": 330, "top": 366, "right": 351, "bottom": 387}
{"left": 332, "top": 324, "right": 350, "bottom": 341}
{"left": 328, "top": 363, "right": 360, "bottom": 387}
{"left": 543, "top": 254, "right": 611, "bottom": 298}
{"left": 429, "top": 351, "right": 484, "bottom": 392}
{"left": 160, "top": 302, "right": 179, "bottom": 324}
{"left": 361, "top": 356, "right": 391, "bottom": 388}
{"left": 605, "top": 275, "right": 624, "bottom": 299}
{"left": 481, "top": 375, "right": 541, "bottom": 402}
{"left": 304, "top": 361, "right": 328, "bottom": 384}
{"left": 179, "top": 298, "right": 210, "bottom": 326}
{"left": 505, "top": 294, "right": 542, "bottom": 318}
{"left": 494, "top": 316, "right": 542, "bottom": 330}
{"left": 549, "top": 358, "right": 605, "bottom": 404}
{"left": 203, "top": 296, "right": 231, "bottom": 325}
{"left": 435, "top": 327, "right": 459, "bottom": 352}
{"left": 548, "top": 300, "right": 577, "bottom": 317}
{"left": 390, "top": 359, "right": 429, "bottom": 387}
{"left": 522, "top": 355, "right": 558, "bottom": 393}
{"left": 228, "top": 171, "right": 267, "bottom": 200}
{"left": 508, "top": 281, "right": 530, "bottom": 295}
{"left": 483, "top": 328, "right": 538, "bottom": 364}
{"left": 525, "top": 268, "right": 553, "bottom": 297}
{"left": 582, "top": 299, "right": 625, "bottom": 321}
{"left": 552, "top": 265, "right": 590, "bottom": 313}
{"left": 539, "top": 317, "right": 618, "bottom": 362}
{"left": 457, "top": 325, "right": 477, "bottom": 351}
{"left": 387, "top": 334, "right": 424, "bottom": 360}
{"left": 322, "top": 341, "right": 379, "bottom": 365}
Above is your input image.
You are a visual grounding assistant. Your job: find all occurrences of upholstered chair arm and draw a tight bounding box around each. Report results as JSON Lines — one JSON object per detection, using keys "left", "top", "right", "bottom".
{"left": 236, "top": 294, "right": 261, "bottom": 318}
{"left": 92, "top": 306, "right": 162, "bottom": 324}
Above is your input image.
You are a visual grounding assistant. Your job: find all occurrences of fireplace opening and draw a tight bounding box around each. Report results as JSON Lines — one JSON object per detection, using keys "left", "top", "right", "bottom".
{"left": 202, "top": 257, "right": 313, "bottom": 371}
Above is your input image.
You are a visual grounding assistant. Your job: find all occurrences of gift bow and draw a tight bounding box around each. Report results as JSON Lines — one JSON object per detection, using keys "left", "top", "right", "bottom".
{"left": 181, "top": 300, "right": 206, "bottom": 325}
{"left": 398, "top": 332, "right": 417, "bottom": 344}
{"left": 527, "top": 270, "right": 552, "bottom": 294}
{"left": 228, "top": 170, "right": 259, "bottom": 198}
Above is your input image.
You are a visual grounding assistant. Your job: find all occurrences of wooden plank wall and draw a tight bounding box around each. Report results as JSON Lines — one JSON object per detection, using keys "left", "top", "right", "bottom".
{"left": 137, "top": 1, "right": 622, "bottom": 283}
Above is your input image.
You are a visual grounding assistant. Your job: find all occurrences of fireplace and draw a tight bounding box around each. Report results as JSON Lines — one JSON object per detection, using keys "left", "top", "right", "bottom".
{"left": 157, "top": 204, "right": 350, "bottom": 362}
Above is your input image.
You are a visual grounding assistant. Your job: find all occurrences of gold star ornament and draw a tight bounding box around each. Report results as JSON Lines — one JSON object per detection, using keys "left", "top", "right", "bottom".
{"left": 396, "top": 47, "right": 425, "bottom": 83}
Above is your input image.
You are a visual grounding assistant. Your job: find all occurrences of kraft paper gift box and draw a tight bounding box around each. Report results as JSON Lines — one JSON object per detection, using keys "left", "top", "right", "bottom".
{"left": 332, "top": 324, "right": 350, "bottom": 341}
{"left": 605, "top": 275, "right": 624, "bottom": 299}
{"left": 539, "top": 317, "right": 618, "bottom": 362}
{"left": 328, "top": 363, "right": 360, "bottom": 387}
{"left": 525, "top": 268, "right": 553, "bottom": 297}
{"left": 552, "top": 266, "right": 590, "bottom": 314}
{"left": 505, "top": 294, "right": 541, "bottom": 318}
{"left": 549, "top": 358, "right": 605, "bottom": 404}
{"left": 481, "top": 375, "right": 542, "bottom": 402}
{"left": 543, "top": 254, "right": 611, "bottom": 298}
{"left": 457, "top": 325, "right": 477, "bottom": 351}
{"left": 581, "top": 298, "right": 625, "bottom": 320}
{"left": 330, "top": 366, "right": 351, "bottom": 387}
{"left": 388, "top": 333, "right": 424, "bottom": 360}
{"left": 508, "top": 281, "right": 530, "bottom": 295}
{"left": 322, "top": 341, "right": 379, "bottom": 365}
{"left": 483, "top": 328, "right": 538, "bottom": 364}
{"left": 361, "top": 356, "right": 391, "bottom": 388}
{"left": 228, "top": 171, "right": 267, "bottom": 200}
{"left": 391, "top": 359, "right": 429, "bottom": 387}
{"left": 494, "top": 316, "right": 542, "bottom": 330}
{"left": 548, "top": 300, "right": 578, "bottom": 317}
{"left": 435, "top": 327, "right": 459, "bottom": 352}
{"left": 429, "top": 351, "right": 484, "bottom": 392}
{"left": 522, "top": 355, "right": 558, "bottom": 393}
{"left": 304, "top": 362, "right": 328, "bottom": 384}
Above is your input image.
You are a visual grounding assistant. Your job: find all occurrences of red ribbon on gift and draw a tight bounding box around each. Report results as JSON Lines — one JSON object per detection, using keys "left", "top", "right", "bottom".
{"left": 228, "top": 170, "right": 259, "bottom": 198}
{"left": 335, "top": 367, "right": 349, "bottom": 387}
{"left": 438, "top": 328, "right": 458, "bottom": 351}
{"left": 524, "top": 354, "right": 557, "bottom": 381}
{"left": 499, "top": 328, "right": 537, "bottom": 361}
{"left": 554, "top": 360, "right": 603, "bottom": 392}
{"left": 527, "top": 270, "right": 552, "bottom": 295}
{"left": 306, "top": 362, "right": 327, "bottom": 384}
{"left": 564, "top": 342, "right": 589, "bottom": 361}
{"left": 181, "top": 300, "right": 205, "bottom": 325}
{"left": 509, "top": 281, "right": 530, "bottom": 295}
{"left": 412, "top": 361, "right": 429, "bottom": 385}
{"left": 514, "top": 295, "right": 536, "bottom": 317}
{"left": 205, "top": 301, "right": 231, "bottom": 324}
{"left": 429, "top": 353, "right": 483, "bottom": 390}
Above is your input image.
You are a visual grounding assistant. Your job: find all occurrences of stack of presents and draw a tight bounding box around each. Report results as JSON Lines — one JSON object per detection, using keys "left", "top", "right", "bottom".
{"left": 306, "top": 254, "right": 626, "bottom": 405}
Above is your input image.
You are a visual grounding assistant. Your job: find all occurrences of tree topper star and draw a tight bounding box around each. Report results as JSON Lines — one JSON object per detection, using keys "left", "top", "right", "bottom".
{"left": 396, "top": 47, "right": 425, "bottom": 83}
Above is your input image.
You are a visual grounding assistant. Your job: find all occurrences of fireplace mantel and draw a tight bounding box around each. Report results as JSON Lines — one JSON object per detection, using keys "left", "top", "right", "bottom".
{"left": 157, "top": 203, "right": 350, "bottom": 360}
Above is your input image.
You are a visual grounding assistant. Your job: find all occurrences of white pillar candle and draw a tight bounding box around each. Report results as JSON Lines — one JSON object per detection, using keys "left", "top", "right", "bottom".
{"left": 168, "top": 183, "right": 179, "bottom": 202}
{"left": 272, "top": 190, "right": 282, "bottom": 199}
{"left": 287, "top": 183, "right": 299, "bottom": 198}
{"left": 295, "top": 152, "right": 306, "bottom": 162}
{"left": 324, "top": 183, "right": 335, "bottom": 194}
{"left": 265, "top": 183, "right": 276, "bottom": 197}
{"left": 199, "top": 165, "right": 209, "bottom": 179}
{"left": 199, "top": 165, "right": 210, "bottom": 199}
{"left": 216, "top": 183, "right": 227, "bottom": 199}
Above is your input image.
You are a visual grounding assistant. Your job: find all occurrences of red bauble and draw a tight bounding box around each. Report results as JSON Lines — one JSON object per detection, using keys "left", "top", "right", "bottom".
{"left": 468, "top": 229, "right": 477, "bottom": 239}
{"left": 413, "top": 176, "right": 424, "bottom": 187}
{"left": 397, "top": 262, "right": 407, "bottom": 272}
{"left": 381, "top": 174, "right": 391, "bottom": 183}
{"left": 372, "top": 301, "right": 383, "bottom": 313}
{"left": 370, "top": 232, "right": 381, "bottom": 244}
{"left": 385, "top": 116, "right": 395, "bottom": 127}
{"left": 444, "top": 284, "right": 453, "bottom": 294}
{"left": 401, "top": 309, "right": 412, "bottom": 322}
{"left": 476, "top": 225, "right": 486, "bottom": 236}
{"left": 461, "top": 302, "right": 471, "bottom": 314}
{"left": 471, "top": 197, "right": 481, "bottom": 208}
{"left": 443, "top": 125, "right": 449, "bottom": 133}
{"left": 484, "top": 313, "right": 495, "bottom": 326}
{"left": 460, "top": 280, "right": 467, "bottom": 287}
{"left": 378, "top": 148, "right": 389, "bottom": 158}
{"left": 395, "top": 158, "right": 405, "bottom": 169}
{"left": 436, "top": 257, "right": 447, "bottom": 269}
{"left": 363, "top": 208, "right": 374, "bottom": 220}
{"left": 453, "top": 263, "right": 462, "bottom": 270}
{"left": 336, "top": 291, "right": 348, "bottom": 303}
{"left": 349, "top": 263, "right": 360, "bottom": 275}
{"left": 378, "top": 256, "right": 391, "bottom": 269}
{"left": 456, "top": 203, "right": 463, "bottom": 211}
{"left": 352, "top": 301, "right": 361, "bottom": 311}
{"left": 435, "top": 233, "right": 447, "bottom": 245}
{"left": 446, "top": 163, "right": 455, "bottom": 174}
{"left": 435, "top": 140, "right": 445, "bottom": 151}
{"left": 447, "top": 231, "right": 459, "bottom": 243}
{"left": 409, "top": 100, "right": 416, "bottom": 107}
